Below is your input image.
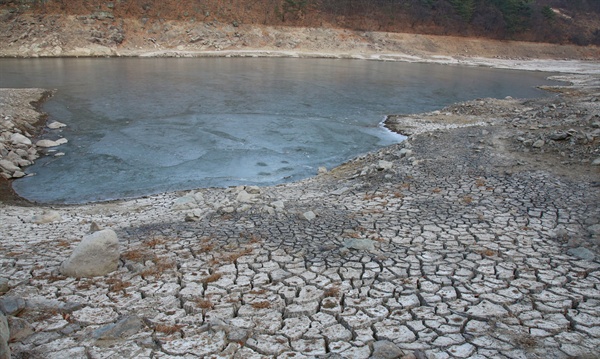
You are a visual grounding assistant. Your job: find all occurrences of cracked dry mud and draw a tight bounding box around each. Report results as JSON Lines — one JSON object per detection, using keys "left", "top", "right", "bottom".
{"left": 1, "top": 74, "right": 599, "bottom": 358}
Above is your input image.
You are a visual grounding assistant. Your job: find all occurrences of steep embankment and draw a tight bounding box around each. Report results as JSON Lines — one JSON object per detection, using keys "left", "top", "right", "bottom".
{"left": 1, "top": 13, "right": 599, "bottom": 63}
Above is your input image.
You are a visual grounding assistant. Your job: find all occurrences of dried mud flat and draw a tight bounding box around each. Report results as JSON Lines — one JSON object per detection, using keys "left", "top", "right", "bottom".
{"left": 0, "top": 69, "right": 599, "bottom": 358}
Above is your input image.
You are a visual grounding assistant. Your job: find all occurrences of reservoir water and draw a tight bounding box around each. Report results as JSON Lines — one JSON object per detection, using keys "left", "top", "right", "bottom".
{"left": 1, "top": 58, "right": 556, "bottom": 203}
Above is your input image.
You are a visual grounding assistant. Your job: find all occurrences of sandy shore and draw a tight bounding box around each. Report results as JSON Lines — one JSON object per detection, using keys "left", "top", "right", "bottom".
{"left": 1, "top": 52, "right": 599, "bottom": 358}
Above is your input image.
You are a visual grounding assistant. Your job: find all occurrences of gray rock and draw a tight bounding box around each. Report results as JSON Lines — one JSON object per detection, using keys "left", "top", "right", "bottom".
{"left": 172, "top": 195, "right": 198, "bottom": 210}
{"left": 271, "top": 200, "right": 285, "bottom": 210}
{"left": 372, "top": 340, "right": 403, "bottom": 359}
{"left": 236, "top": 190, "right": 256, "bottom": 203}
{"left": 399, "top": 148, "right": 413, "bottom": 158}
{"left": 47, "top": 121, "right": 67, "bottom": 129}
{"left": 246, "top": 186, "right": 261, "bottom": 194}
{"left": 31, "top": 210, "right": 61, "bottom": 224}
{"left": 93, "top": 315, "right": 144, "bottom": 340}
{"left": 588, "top": 224, "right": 600, "bottom": 235}
{"left": 60, "top": 229, "right": 120, "bottom": 278}
{"left": 25, "top": 297, "right": 84, "bottom": 313}
{"left": 532, "top": 140, "right": 545, "bottom": 148}
{"left": 7, "top": 316, "right": 33, "bottom": 342}
{"left": 0, "top": 340, "right": 8, "bottom": 359}
{"left": 567, "top": 247, "right": 596, "bottom": 261}
{"left": 377, "top": 160, "right": 393, "bottom": 171}
{"left": 302, "top": 211, "right": 316, "bottom": 221}
{"left": 89, "top": 221, "right": 102, "bottom": 233}
{"left": 343, "top": 238, "right": 375, "bottom": 251}
{"left": 549, "top": 131, "right": 569, "bottom": 140}
{"left": 0, "top": 296, "right": 26, "bottom": 316}
{"left": 0, "top": 159, "right": 19, "bottom": 173}
{"left": 0, "top": 313, "right": 8, "bottom": 343}
{"left": 10, "top": 133, "right": 31, "bottom": 145}
{"left": 0, "top": 313, "right": 8, "bottom": 359}
{"left": 185, "top": 209, "right": 204, "bottom": 222}
{"left": 466, "top": 300, "right": 508, "bottom": 318}
{"left": 35, "top": 139, "right": 61, "bottom": 148}
{"left": 592, "top": 158, "right": 600, "bottom": 166}
{"left": 227, "top": 328, "right": 249, "bottom": 343}
{"left": 0, "top": 278, "right": 8, "bottom": 294}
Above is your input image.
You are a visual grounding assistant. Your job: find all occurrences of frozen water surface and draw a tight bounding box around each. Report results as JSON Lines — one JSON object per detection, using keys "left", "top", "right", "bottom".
{"left": 1, "top": 58, "right": 556, "bottom": 203}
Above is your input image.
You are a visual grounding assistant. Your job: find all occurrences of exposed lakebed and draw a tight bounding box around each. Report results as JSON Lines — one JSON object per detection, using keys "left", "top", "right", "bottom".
{"left": 1, "top": 57, "right": 556, "bottom": 203}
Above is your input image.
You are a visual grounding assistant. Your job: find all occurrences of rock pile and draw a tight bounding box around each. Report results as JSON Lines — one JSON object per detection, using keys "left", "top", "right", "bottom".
{"left": 0, "top": 89, "right": 68, "bottom": 180}
{"left": 174, "top": 185, "right": 290, "bottom": 221}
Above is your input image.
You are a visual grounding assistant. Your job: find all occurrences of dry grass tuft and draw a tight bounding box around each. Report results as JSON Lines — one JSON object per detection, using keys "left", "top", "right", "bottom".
{"left": 57, "top": 240, "right": 71, "bottom": 248}
{"left": 462, "top": 195, "right": 474, "bottom": 204}
{"left": 249, "top": 288, "right": 267, "bottom": 295}
{"left": 201, "top": 272, "right": 222, "bottom": 284}
{"left": 251, "top": 301, "right": 271, "bottom": 309}
{"left": 144, "top": 236, "right": 165, "bottom": 248}
{"left": 154, "top": 323, "right": 183, "bottom": 335}
{"left": 197, "top": 243, "right": 215, "bottom": 254}
{"left": 121, "top": 249, "right": 150, "bottom": 262}
{"left": 347, "top": 232, "right": 361, "bottom": 239}
{"left": 105, "top": 277, "right": 131, "bottom": 292}
{"left": 478, "top": 248, "right": 496, "bottom": 257}
{"left": 322, "top": 298, "right": 338, "bottom": 308}
{"left": 248, "top": 234, "right": 261, "bottom": 244}
{"left": 139, "top": 256, "right": 177, "bottom": 278}
{"left": 195, "top": 298, "right": 214, "bottom": 309}
{"left": 75, "top": 279, "right": 95, "bottom": 290}
{"left": 220, "top": 247, "right": 253, "bottom": 264}
{"left": 324, "top": 285, "right": 341, "bottom": 298}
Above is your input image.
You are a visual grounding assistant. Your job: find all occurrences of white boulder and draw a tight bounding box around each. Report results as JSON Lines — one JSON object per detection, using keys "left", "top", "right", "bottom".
{"left": 47, "top": 121, "right": 67, "bottom": 129}
{"left": 10, "top": 133, "right": 31, "bottom": 146}
{"left": 0, "top": 160, "right": 19, "bottom": 173}
{"left": 31, "top": 210, "right": 62, "bottom": 224}
{"left": 60, "top": 229, "right": 120, "bottom": 278}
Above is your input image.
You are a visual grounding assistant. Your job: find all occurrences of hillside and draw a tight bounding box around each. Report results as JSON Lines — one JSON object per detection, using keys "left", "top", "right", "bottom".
{"left": 2, "top": 0, "right": 600, "bottom": 45}
{"left": 1, "top": 2, "right": 599, "bottom": 61}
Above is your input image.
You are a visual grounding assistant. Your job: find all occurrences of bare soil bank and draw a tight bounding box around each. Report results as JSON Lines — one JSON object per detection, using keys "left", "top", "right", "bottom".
{"left": 1, "top": 14, "right": 600, "bottom": 64}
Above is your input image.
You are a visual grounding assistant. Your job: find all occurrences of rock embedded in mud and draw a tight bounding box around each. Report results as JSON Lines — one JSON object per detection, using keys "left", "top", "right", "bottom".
{"left": 567, "top": 247, "right": 596, "bottom": 261}
{"left": 7, "top": 317, "right": 33, "bottom": 343}
{"left": 532, "top": 139, "right": 545, "bottom": 148}
{"left": 30, "top": 210, "right": 62, "bottom": 224}
{"left": 0, "top": 297, "right": 26, "bottom": 316}
{"left": 377, "top": 160, "right": 393, "bottom": 171}
{"left": 0, "top": 279, "right": 8, "bottom": 294}
{"left": 371, "top": 340, "right": 403, "bottom": 359}
{"left": 92, "top": 315, "right": 144, "bottom": 340}
{"left": 0, "top": 313, "right": 9, "bottom": 359}
{"left": 60, "top": 229, "right": 120, "bottom": 278}
{"left": 302, "top": 211, "right": 316, "bottom": 221}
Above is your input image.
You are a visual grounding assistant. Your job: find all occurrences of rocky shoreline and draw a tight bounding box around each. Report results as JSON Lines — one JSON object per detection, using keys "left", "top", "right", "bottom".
{"left": 0, "top": 89, "right": 70, "bottom": 204}
{"left": 0, "top": 67, "right": 599, "bottom": 358}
